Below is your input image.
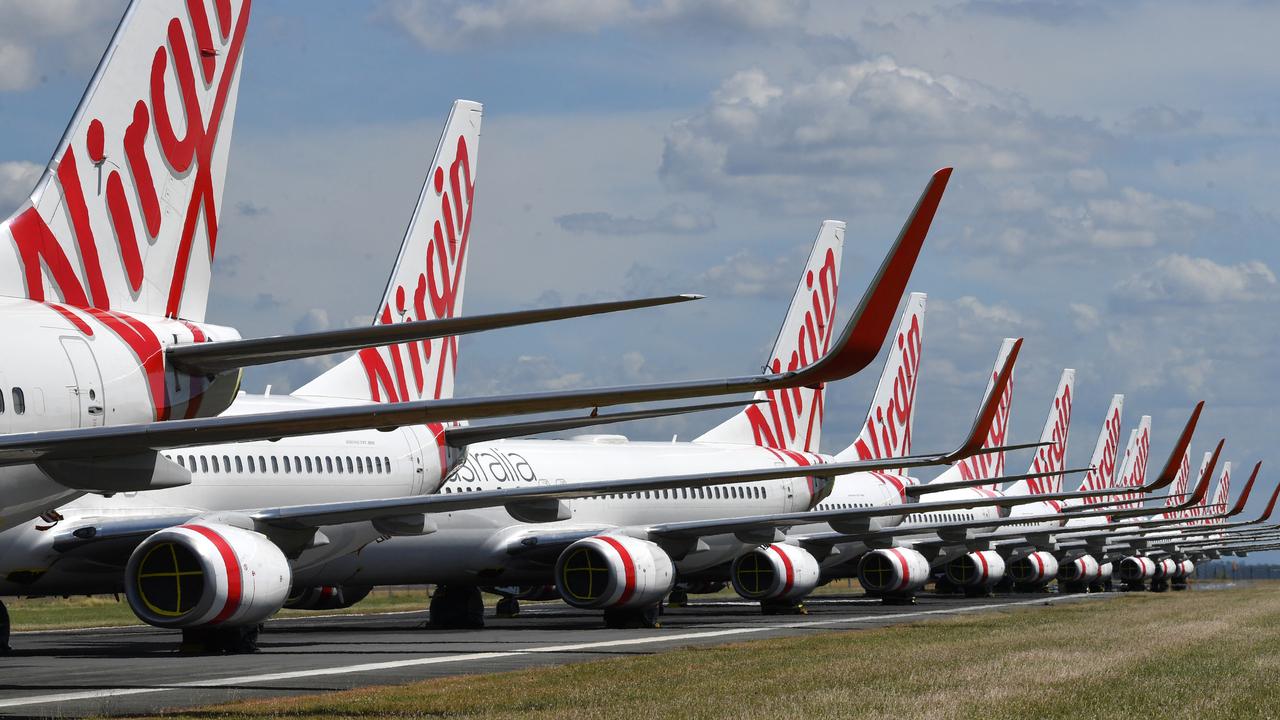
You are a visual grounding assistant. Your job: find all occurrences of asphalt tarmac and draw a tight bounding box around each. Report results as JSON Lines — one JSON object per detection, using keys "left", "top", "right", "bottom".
{"left": 0, "top": 591, "right": 1111, "bottom": 718}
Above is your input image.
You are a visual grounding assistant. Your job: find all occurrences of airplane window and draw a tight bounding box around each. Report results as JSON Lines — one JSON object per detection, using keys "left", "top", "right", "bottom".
{"left": 247, "top": 456, "right": 255, "bottom": 473}
{"left": 222, "top": 455, "right": 231, "bottom": 472}
{"left": 283, "top": 456, "right": 291, "bottom": 473}
{"left": 211, "top": 456, "right": 220, "bottom": 473}
{"left": 375, "top": 457, "right": 383, "bottom": 473}
{"left": 385, "top": 457, "right": 392, "bottom": 473}
{"left": 11, "top": 387, "right": 24, "bottom": 415}
{"left": 335, "top": 457, "right": 344, "bottom": 475}
{"left": 0, "top": 389, "right": 5, "bottom": 413}
{"left": 714, "top": 487, "right": 722, "bottom": 500}
{"left": 175, "top": 455, "right": 185, "bottom": 468}
{"left": 762, "top": 488, "right": 768, "bottom": 499}
{"left": 305, "top": 457, "right": 314, "bottom": 473}
{"left": 325, "top": 457, "right": 334, "bottom": 473}
{"left": 200, "top": 456, "right": 208, "bottom": 473}
{"left": 235, "top": 456, "right": 244, "bottom": 473}
{"left": 345, "top": 457, "right": 354, "bottom": 473}
{"left": 271, "top": 457, "right": 279, "bottom": 474}
{"left": 356, "top": 457, "right": 364, "bottom": 474}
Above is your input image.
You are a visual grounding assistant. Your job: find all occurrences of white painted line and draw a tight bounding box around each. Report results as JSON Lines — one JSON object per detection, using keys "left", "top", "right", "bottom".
{"left": 0, "top": 595, "right": 1096, "bottom": 710}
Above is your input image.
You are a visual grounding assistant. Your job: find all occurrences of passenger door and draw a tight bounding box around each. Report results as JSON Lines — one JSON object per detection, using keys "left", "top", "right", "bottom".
{"left": 60, "top": 337, "right": 105, "bottom": 427}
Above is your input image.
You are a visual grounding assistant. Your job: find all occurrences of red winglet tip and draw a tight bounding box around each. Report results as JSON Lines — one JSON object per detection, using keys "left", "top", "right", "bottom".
{"left": 1260, "top": 479, "right": 1280, "bottom": 522}
{"left": 1229, "top": 462, "right": 1263, "bottom": 516}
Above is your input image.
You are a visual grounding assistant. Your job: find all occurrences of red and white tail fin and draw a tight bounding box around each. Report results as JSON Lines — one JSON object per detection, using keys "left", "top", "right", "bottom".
{"left": 1189, "top": 450, "right": 1215, "bottom": 520}
{"left": 296, "top": 100, "right": 483, "bottom": 404}
{"left": 1160, "top": 448, "right": 1192, "bottom": 518}
{"left": 1005, "top": 369, "right": 1075, "bottom": 496}
{"left": 1078, "top": 394, "right": 1124, "bottom": 503}
{"left": 1207, "top": 461, "right": 1232, "bottom": 525}
{"left": 1114, "top": 415, "right": 1152, "bottom": 509}
{"left": 924, "top": 338, "right": 1017, "bottom": 487}
{"left": 696, "top": 220, "right": 844, "bottom": 453}
{"left": 0, "top": 1, "right": 252, "bottom": 321}
{"left": 835, "top": 292, "right": 926, "bottom": 462}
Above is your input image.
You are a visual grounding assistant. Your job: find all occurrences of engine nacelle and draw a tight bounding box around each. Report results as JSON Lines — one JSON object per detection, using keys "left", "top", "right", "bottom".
{"left": 1118, "top": 555, "right": 1157, "bottom": 582}
{"left": 1008, "top": 551, "right": 1059, "bottom": 586}
{"left": 284, "top": 585, "right": 372, "bottom": 611}
{"left": 1058, "top": 555, "right": 1101, "bottom": 584}
{"left": 555, "top": 535, "right": 674, "bottom": 610}
{"left": 1152, "top": 557, "right": 1179, "bottom": 580}
{"left": 857, "top": 548, "right": 931, "bottom": 595}
{"left": 730, "top": 544, "right": 821, "bottom": 602}
{"left": 125, "top": 523, "right": 291, "bottom": 629}
{"left": 943, "top": 551, "right": 1006, "bottom": 588}
{"left": 1098, "top": 561, "right": 1113, "bottom": 583}
{"left": 1173, "top": 559, "right": 1195, "bottom": 578}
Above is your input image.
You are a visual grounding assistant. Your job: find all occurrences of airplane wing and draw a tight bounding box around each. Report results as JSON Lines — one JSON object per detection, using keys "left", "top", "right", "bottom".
{"left": 167, "top": 295, "right": 702, "bottom": 374}
{"left": 4, "top": 169, "right": 954, "bottom": 494}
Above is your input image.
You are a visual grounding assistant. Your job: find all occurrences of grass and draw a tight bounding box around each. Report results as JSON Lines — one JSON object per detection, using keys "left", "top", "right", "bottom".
{"left": 124, "top": 582, "right": 1280, "bottom": 720}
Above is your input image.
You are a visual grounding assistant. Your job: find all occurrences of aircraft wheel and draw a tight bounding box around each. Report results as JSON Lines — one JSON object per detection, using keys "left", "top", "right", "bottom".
{"left": 429, "top": 585, "right": 486, "bottom": 629}
{"left": 180, "top": 625, "right": 261, "bottom": 654}
{"left": 603, "top": 604, "right": 662, "bottom": 629}
{"left": 667, "top": 589, "right": 689, "bottom": 607}
{"left": 495, "top": 597, "right": 520, "bottom": 618}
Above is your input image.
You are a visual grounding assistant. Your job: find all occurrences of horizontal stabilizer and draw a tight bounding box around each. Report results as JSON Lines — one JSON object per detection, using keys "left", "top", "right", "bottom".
{"left": 169, "top": 294, "right": 703, "bottom": 374}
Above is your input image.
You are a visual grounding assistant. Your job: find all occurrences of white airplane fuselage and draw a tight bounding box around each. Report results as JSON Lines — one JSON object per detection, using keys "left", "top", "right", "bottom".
{"left": 0, "top": 297, "right": 240, "bottom": 529}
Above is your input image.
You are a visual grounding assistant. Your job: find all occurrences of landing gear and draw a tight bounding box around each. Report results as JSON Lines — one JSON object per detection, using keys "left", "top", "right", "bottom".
{"left": 1060, "top": 581, "right": 1090, "bottom": 595}
{"left": 495, "top": 596, "right": 521, "bottom": 618}
{"left": 879, "top": 594, "right": 917, "bottom": 606}
{"left": 760, "top": 600, "right": 807, "bottom": 615}
{"left": 0, "top": 598, "right": 10, "bottom": 655}
{"left": 429, "top": 585, "right": 485, "bottom": 629}
{"left": 179, "top": 625, "right": 261, "bottom": 654}
{"left": 667, "top": 589, "right": 689, "bottom": 607}
{"left": 603, "top": 604, "right": 662, "bottom": 629}
{"left": 1150, "top": 578, "right": 1169, "bottom": 593}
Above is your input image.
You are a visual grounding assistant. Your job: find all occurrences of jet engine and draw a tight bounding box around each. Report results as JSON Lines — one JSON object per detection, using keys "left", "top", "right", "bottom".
{"left": 857, "top": 548, "right": 931, "bottom": 596}
{"left": 554, "top": 535, "right": 674, "bottom": 610}
{"left": 1117, "top": 555, "right": 1157, "bottom": 582}
{"left": 125, "top": 523, "right": 291, "bottom": 629}
{"left": 942, "top": 551, "right": 1006, "bottom": 588}
{"left": 1174, "top": 559, "right": 1195, "bottom": 578}
{"left": 1008, "top": 551, "right": 1059, "bottom": 587}
{"left": 1152, "top": 558, "right": 1178, "bottom": 580}
{"left": 1098, "top": 561, "right": 1114, "bottom": 583}
{"left": 730, "top": 544, "right": 820, "bottom": 602}
{"left": 284, "top": 585, "right": 372, "bottom": 611}
{"left": 1058, "top": 555, "right": 1101, "bottom": 584}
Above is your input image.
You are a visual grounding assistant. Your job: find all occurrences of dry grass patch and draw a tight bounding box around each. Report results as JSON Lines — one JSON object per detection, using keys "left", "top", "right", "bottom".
{"left": 126, "top": 583, "right": 1280, "bottom": 720}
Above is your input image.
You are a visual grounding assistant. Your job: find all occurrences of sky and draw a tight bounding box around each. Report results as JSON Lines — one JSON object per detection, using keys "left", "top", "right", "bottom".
{"left": 1, "top": 0, "right": 1278, "bottom": 546}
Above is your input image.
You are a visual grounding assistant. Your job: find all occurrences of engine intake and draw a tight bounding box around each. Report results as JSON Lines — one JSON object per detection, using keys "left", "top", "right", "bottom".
{"left": 1118, "top": 555, "right": 1157, "bottom": 582}
{"left": 1008, "top": 551, "right": 1059, "bottom": 586}
{"left": 555, "top": 535, "right": 674, "bottom": 610}
{"left": 1058, "top": 555, "right": 1101, "bottom": 584}
{"left": 730, "top": 544, "right": 820, "bottom": 602}
{"left": 125, "top": 523, "right": 291, "bottom": 629}
{"left": 943, "top": 551, "right": 1006, "bottom": 588}
{"left": 857, "top": 548, "right": 930, "bottom": 595}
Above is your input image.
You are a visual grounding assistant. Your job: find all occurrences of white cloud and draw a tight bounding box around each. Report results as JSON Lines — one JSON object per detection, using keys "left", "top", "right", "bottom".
{"left": 555, "top": 204, "right": 715, "bottom": 236}
{"left": 1113, "top": 254, "right": 1278, "bottom": 304}
{"left": 0, "top": 1, "right": 121, "bottom": 93}
{"left": 382, "top": 0, "right": 807, "bottom": 50}
{"left": 0, "top": 160, "right": 40, "bottom": 213}
{"left": 1068, "top": 302, "right": 1100, "bottom": 332}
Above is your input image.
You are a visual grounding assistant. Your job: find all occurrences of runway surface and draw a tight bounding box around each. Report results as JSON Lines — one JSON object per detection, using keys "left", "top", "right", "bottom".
{"left": 0, "top": 592, "right": 1111, "bottom": 718}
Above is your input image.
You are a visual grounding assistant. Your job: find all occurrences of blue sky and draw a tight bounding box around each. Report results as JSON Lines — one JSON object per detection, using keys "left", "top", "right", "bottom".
{"left": 2, "top": 0, "right": 1279, "bottom": 538}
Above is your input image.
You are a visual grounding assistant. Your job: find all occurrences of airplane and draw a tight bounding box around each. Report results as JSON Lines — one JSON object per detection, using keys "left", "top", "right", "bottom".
{"left": 0, "top": 1, "right": 754, "bottom": 532}
{"left": 0, "top": 110, "right": 972, "bottom": 652}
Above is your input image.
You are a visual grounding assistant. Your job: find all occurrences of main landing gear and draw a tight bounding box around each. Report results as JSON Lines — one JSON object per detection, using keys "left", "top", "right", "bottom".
{"left": 429, "top": 585, "right": 486, "bottom": 629}
{"left": 179, "top": 625, "right": 261, "bottom": 654}
{"left": 603, "top": 604, "right": 662, "bottom": 629}
{"left": 495, "top": 596, "right": 521, "bottom": 618}
{"left": 0, "top": 599, "right": 10, "bottom": 655}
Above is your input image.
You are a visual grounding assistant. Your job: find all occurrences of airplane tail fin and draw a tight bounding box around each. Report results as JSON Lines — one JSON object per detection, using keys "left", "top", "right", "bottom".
{"left": 1004, "top": 368, "right": 1075, "bottom": 496}
{"left": 296, "top": 100, "right": 483, "bottom": 403}
{"left": 696, "top": 220, "right": 844, "bottom": 453}
{"left": 834, "top": 292, "right": 926, "bottom": 462}
{"left": 1208, "top": 461, "right": 1232, "bottom": 525}
{"left": 1162, "top": 448, "right": 1192, "bottom": 516}
{"left": 0, "top": 0, "right": 252, "bottom": 321}
{"left": 917, "top": 338, "right": 1016, "bottom": 488}
{"left": 1078, "top": 394, "right": 1124, "bottom": 503}
{"left": 1114, "top": 415, "right": 1152, "bottom": 509}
